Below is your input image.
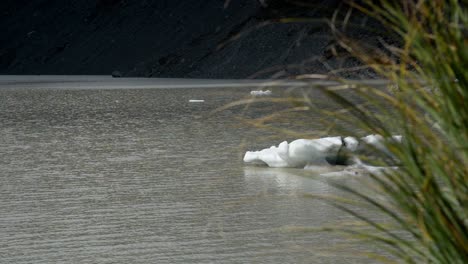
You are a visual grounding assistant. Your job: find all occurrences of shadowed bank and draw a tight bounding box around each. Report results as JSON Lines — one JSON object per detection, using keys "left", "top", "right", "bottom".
{"left": 0, "top": 0, "right": 390, "bottom": 78}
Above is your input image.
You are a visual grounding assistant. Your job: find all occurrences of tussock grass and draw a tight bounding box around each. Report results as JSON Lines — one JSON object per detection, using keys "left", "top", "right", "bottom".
{"left": 219, "top": 1, "right": 466, "bottom": 261}
{"left": 317, "top": 1, "right": 468, "bottom": 263}
{"left": 225, "top": 1, "right": 467, "bottom": 262}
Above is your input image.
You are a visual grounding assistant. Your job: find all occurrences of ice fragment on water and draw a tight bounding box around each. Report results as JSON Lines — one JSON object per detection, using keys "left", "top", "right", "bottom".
{"left": 250, "top": 90, "right": 272, "bottom": 96}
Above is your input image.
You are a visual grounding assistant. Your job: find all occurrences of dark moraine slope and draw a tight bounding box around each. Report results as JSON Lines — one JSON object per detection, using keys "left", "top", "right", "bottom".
{"left": 0, "top": 0, "right": 393, "bottom": 78}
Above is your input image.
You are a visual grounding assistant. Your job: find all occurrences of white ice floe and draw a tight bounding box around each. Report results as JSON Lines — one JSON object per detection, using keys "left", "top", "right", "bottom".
{"left": 244, "top": 134, "right": 403, "bottom": 169}
{"left": 243, "top": 137, "right": 343, "bottom": 168}
{"left": 189, "top": 99, "right": 205, "bottom": 103}
{"left": 250, "top": 90, "right": 272, "bottom": 96}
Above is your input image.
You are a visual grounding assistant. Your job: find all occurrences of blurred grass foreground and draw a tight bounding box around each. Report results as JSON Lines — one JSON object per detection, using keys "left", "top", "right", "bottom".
{"left": 227, "top": 0, "right": 466, "bottom": 262}
{"left": 236, "top": 0, "right": 468, "bottom": 263}
{"left": 320, "top": 1, "right": 467, "bottom": 263}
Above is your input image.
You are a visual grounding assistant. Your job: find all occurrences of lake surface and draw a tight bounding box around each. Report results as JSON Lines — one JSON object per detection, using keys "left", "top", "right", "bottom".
{"left": 0, "top": 85, "right": 381, "bottom": 263}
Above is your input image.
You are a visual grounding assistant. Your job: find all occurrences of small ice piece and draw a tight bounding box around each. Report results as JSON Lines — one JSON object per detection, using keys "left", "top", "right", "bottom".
{"left": 361, "top": 134, "right": 384, "bottom": 146}
{"left": 355, "top": 134, "right": 389, "bottom": 164}
{"left": 361, "top": 134, "right": 403, "bottom": 146}
{"left": 359, "top": 164, "right": 398, "bottom": 175}
{"left": 392, "top": 135, "right": 403, "bottom": 142}
{"left": 189, "top": 99, "right": 205, "bottom": 103}
{"left": 359, "top": 134, "right": 403, "bottom": 157}
{"left": 250, "top": 90, "right": 272, "bottom": 96}
{"left": 360, "top": 134, "right": 390, "bottom": 155}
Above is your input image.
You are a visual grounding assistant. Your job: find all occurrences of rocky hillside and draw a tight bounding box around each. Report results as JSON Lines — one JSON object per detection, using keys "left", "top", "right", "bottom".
{"left": 0, "top": 0, "right": 392, "bottom": 78}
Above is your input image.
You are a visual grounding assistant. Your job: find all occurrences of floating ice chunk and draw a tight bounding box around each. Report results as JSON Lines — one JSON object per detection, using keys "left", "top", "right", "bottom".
{"left": 244, "top": 134, "right": 403, "bottom": 169}
{"left": 361, "top": 164, "right": 398, "bottom": 175}
{"left": 361, "top": 134, "right": 403, "bottom": 147}
{"left": 250, "top": 90, "right": 272, "bottom": 96}
{"left": 244, "top": 137, "right": 343, "bottom": 168}
{"left": 359, "top": 134, "right": 403, "bottom": 159}
{"left": 392, "top": 135, "right": 403, "bottom": 142}
{"left": 361, "top": 134, "right": 384, "bottom": 147}
{"left": 189, "top": 99, "right": 205, "bottom": 103}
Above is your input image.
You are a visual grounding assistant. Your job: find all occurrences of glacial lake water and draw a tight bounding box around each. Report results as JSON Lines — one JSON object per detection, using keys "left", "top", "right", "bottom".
{"left": 0, "top": 85, "right": 383, "bottom": 263}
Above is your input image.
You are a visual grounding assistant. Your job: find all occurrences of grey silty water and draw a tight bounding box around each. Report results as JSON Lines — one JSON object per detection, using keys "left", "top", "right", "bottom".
{"left": 0, "top": 86, "right": 378, "bottom": 263}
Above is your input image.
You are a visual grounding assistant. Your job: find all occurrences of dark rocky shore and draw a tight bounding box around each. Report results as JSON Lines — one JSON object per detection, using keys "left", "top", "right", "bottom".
{"left": 0, "top": 0, "right": 393, "bottom": 78}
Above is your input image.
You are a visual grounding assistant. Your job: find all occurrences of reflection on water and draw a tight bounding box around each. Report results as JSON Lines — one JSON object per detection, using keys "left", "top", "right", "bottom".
{"left": 0, "top": 87, "right": 379, "bottom": 263}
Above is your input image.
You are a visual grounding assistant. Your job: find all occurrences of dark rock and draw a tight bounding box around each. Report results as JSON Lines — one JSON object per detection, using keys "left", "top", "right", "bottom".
{"left": 0, "top": 48, "right": 16, "bottom": 68}
{"left": 111, "top": 70, "right": 122, "bottom": 78}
